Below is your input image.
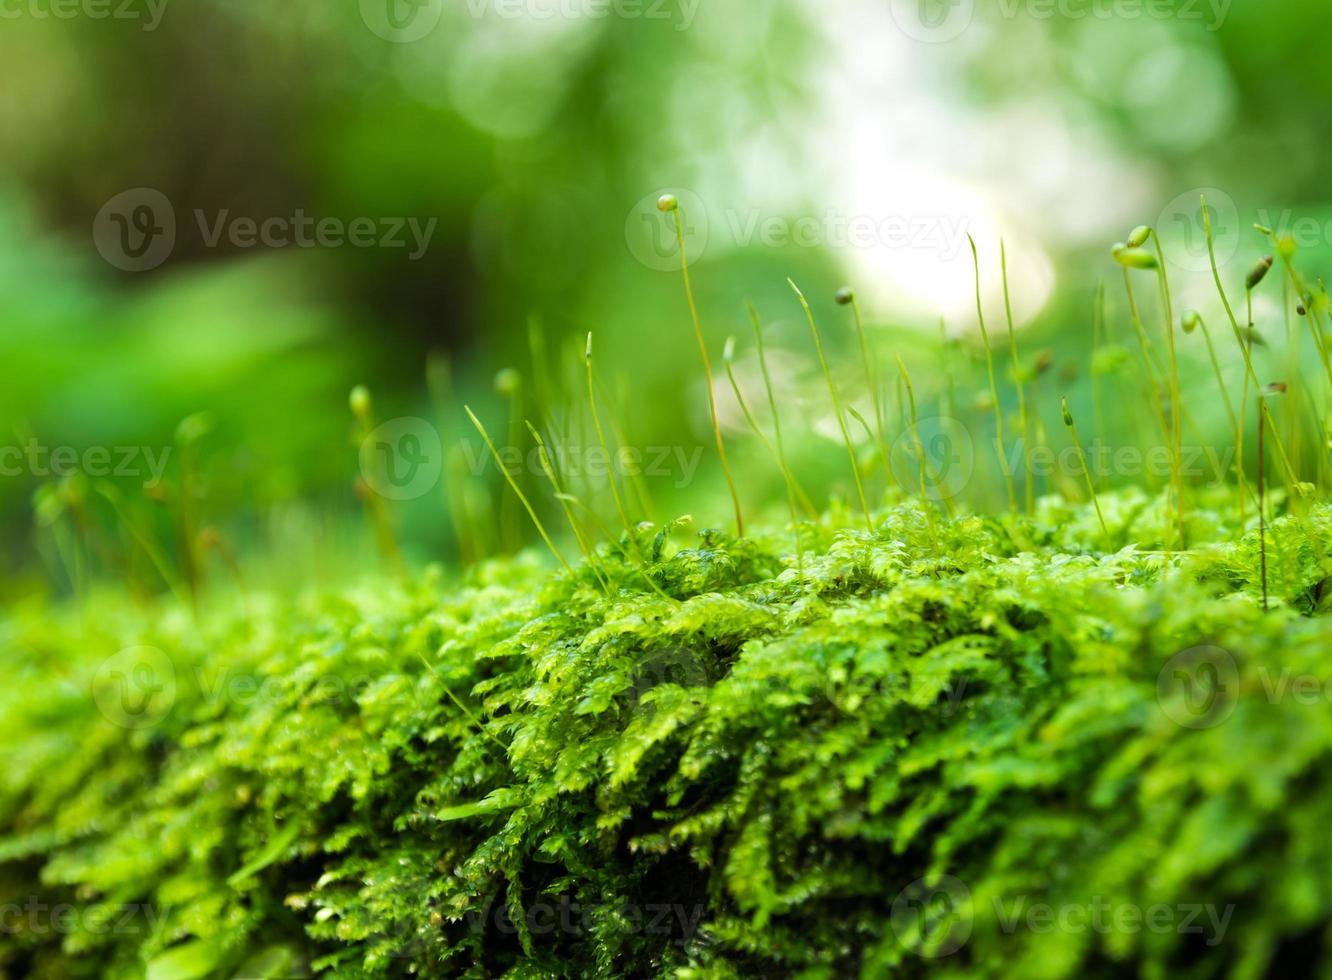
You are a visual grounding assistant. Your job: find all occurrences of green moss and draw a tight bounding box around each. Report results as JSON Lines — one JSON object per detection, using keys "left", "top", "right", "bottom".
{"left": 3, "top": 493, "right": 1332, "bottom": 978}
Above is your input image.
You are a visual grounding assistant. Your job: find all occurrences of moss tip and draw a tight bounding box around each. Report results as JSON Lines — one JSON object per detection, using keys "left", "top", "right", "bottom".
{"left": 175, "top": 412, "right": 212, "bottom": 445}
{"left": 656, "top": 193, "right": 679, "bottom": 213}
{"left": 1126, "top": 225, "right": 1152, "bottom": 248}
{"left": 834, "top": 287, "right": 854, "bottom": 306}
{"left": 1246, "top": 255, "right": 1274, "bottom": 291}
{"left": 1111, "top": 244, "right": 1159, "bottom": 270}
{"left": 349, "top": 385, "right": 371, "bottom": 417}
{"left": 494, "top": 368, "right": 521, "bottom": 398}
{"left": 1061, "top": 397, "right": 1074, "bottom": 427}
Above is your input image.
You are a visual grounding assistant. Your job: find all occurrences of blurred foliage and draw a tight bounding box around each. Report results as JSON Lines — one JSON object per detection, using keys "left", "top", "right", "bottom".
{"left": 6, "top": 0, "right": 1332, "bottom": 591}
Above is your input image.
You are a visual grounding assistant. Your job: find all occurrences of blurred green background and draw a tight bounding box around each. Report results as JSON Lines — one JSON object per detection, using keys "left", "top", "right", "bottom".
{"left": 4, "top": 0, "right": 1330, "bottom": 599}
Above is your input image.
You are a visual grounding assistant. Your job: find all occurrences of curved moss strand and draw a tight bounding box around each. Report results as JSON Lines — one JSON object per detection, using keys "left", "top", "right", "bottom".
{"left": 525, "top": 420, "right": 611, "bottom": 595}
{"left": 465, "top": 406, "right": 573, "bottom": 577}
{"left": 1000, "top": 239, "right": 1034, "bottom": 515}
{"left": 723, "top": 337, "right": 805, "bottom": 577}
{"left": 746, "top": 300, "right": 819, "bottom": 520}
{"left": 1147, "top": 230, "right": 1187, "bottom": 548}
{"left": 1202, "top": 198, "right": 1302, "bottom": 497}
{"left": 841, "top": 289, "right": 896, "bottom": 496}
{"left": 790, "top": 279, "right": 874, "bottom": 533}
{"left": 663, "top": 197, "right": 744, "bottom": 538}
{"left": 583, "top": 338, "right": 676, "bottom": 601}
{"left": 969, "top": 235, "right": 1017, "bottom": 516}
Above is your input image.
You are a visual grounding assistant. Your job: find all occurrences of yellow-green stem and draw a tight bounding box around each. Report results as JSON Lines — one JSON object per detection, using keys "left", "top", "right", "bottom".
{"left": 791, "top": 280, "right": 874, "bottom": 532}
{"left": 1150, "top": 233, "right": 1187, "bottom": 547}
{"left": 1063, "top": 399, "right": 1110, "bottom": 539}
{"left": 1000, "top": 240, "right": 1033, "bottom": 514}
{"left": 969, "top": 236, "right": 1017, "bottom": 515}
{"left": 465, "top": 405, "right": 573, "bottom": 575}
{"left": 670, "top": 205, "right": 744, "bottom": 537}
{"left": 846, "top": 293, "right": 896, "bottom": 494}
{"left": 748, "top": 301, "right": 819, "bottom": 519}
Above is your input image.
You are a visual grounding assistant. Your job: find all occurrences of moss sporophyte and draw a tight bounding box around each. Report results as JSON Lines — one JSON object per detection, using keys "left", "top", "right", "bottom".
{"left": 10, "top": 205, "right": 1332, "bottom": 978}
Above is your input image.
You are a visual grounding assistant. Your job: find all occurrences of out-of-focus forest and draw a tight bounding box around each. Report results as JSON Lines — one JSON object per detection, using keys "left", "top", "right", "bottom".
{"left": 4, "top": 0, "right": 1331, "bottom": 594}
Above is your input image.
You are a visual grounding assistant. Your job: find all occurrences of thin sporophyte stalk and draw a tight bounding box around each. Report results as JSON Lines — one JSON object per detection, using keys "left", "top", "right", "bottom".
{"left": 658, "top": 193, "right": 744, "bottom": 537}
{"left": 790, "top": 279, "right": 874, "bottom": 532}
{"left": 1062, "top": 397, "right": 1109, "bottom": 540}
{"left": 837, "top": 287, "right": 896, "bottom": 496}
{"left": 969, "top": 235, "right": 1017, "bottom": 515}
{"left": 465, "top": 404, "right": 573, "bottom": 576}
{"left": 1000, "top": 240, "right": 1034, "bottom": 514}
